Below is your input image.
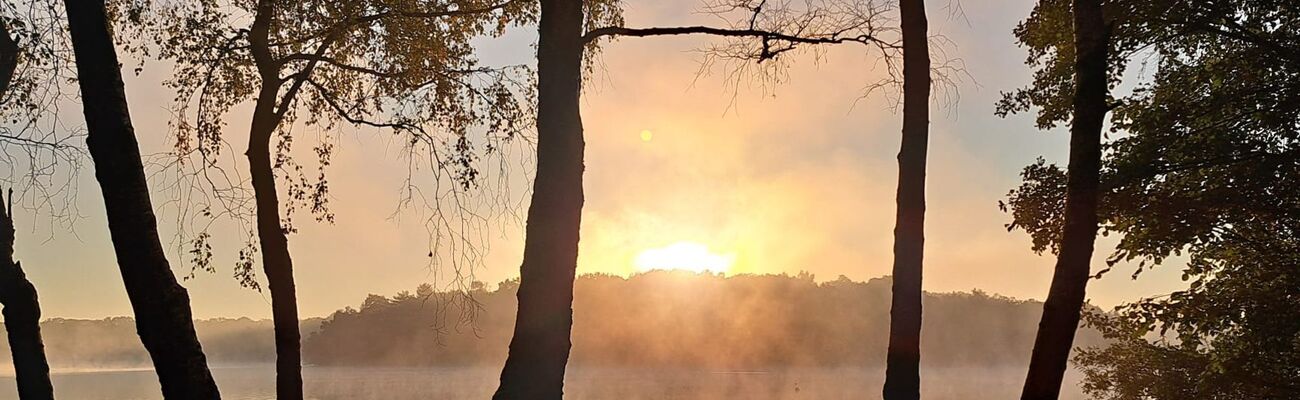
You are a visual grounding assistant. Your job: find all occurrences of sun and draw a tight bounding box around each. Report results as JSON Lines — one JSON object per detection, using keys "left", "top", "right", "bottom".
{"left": 639, "top": 129, "right": 653, "bottom": 142}
{"left": 634, "top": 241, "right": 735, "bottom": 275}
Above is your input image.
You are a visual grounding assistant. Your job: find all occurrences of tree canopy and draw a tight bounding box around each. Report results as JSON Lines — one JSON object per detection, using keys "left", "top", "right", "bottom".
{"left": 114, "top": 0, "right": 563, "bottom": 286}
{"left": 998, "top": 1, "right": 1300, "bottom": 398}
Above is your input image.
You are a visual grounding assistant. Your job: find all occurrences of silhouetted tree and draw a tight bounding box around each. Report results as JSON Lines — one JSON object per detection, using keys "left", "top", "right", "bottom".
{"left": 1001, "top": 1, "right": 1300, "bottom": 398}
{"left": 0, "top": 18, "right": 14, "bottom": 94}
{"left": 1015, "top": 0, "right": 1110, "bottom": 398}
{"left": 492, "top": 1, "right": 587, "bottom": 398}
{"left": 882, "top": 0, "right": 929, "bottom": 399}
{"left": 131, "top": 0, "right": 536, "bottom": 397}
{"left": 495, "top": 1, "right": 898, "bottom": 397}
{"left": 62, "top": 0, "right": 220, "bottom": 397}
{"left": 0, "top": 189, "right": 54, "bottom": 400}
{"left": 0, "top": 18, "right": 55, "bottom": 400}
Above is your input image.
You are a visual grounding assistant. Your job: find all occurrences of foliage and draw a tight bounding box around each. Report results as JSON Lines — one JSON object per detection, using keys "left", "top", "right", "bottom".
{"left": 118, "top": 0, "right": 551, "bottom": 286}
{"left": 998, "top": 1, "right": 1300, "bottom": 398}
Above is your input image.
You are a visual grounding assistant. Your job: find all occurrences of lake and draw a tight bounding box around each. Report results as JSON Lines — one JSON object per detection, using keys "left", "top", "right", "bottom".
{"left": 0, "top": 365, "right": 1088, "bottom": 399}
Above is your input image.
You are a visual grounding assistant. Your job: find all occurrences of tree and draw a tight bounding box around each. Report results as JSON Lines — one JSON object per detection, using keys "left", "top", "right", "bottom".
{"left": 0, "top": 189, "right": 54, "bottom": 400}
{"left": 998, "top": 0, "right": 1113, "bottom": 397}
{"left": 0, "top": 16, "right": 14, "bottom": 93}
{"left": 494, "top": 1, "right": 899, "bottom": 397}
{"left": 491, "top": 1, "right": 588, "bottom": 397}
{"left": 881, "top": 0, "right": 929, "bottom": 398}
{"left": 1001, "top": 1, "right": 1300, "bottom": 398}
{"left": 0, "top": 16, "right": 55, "bottom": 400}
{"left": 134, "top": 0, "right": 536, "bottom": 397}
{"left": 62, "top": 0, "right": 220, "bottom": 397}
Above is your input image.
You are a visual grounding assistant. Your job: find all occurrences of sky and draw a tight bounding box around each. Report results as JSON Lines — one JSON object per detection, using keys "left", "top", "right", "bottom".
{"left": 6, "top": 0, "right": 1190, "bottom": 319}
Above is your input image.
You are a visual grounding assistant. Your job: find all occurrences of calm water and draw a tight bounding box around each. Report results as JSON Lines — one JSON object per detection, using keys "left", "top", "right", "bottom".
{"left": 0, "top": 365, "right": 1087, "bottom": 399}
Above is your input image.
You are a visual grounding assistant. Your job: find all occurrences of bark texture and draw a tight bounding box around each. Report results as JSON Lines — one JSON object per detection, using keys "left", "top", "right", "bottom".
{"left": 246, "top": 1, "right": 303, "bottom": 397}
{"left": 63, "top": 0, "right": 221, "bottom": 398}
{"left": 0, "top": 189, "right": 55, "bottom": 399}
{"left": 882, "top": 0, "right": 930, "bottom": 399}
{"left": 1019, "top": 0, "right": 1109, "bottom": 399}
{"left": 493, "top": 0, "right": 585, "bottom": 398}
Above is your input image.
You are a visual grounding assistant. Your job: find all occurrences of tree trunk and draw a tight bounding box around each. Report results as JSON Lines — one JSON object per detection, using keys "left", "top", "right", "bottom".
{"left": 493, "top": 0, "right": 585, "bottom": 398}
{"left": 0, "top": 18, "right": 17, "bottom": 98}
{"left": 1019, "top": 1, "right": 1108, "bottom": 399}
{"left": 882, "top": 1, "right": 930, "bottom": 399}
{"left": 2, "top": 17, "right": 57, "bottom": 400}
{"left": 0, "top": 191, "right": 55, "bottom": 400}
{"left": 244, "top": 0, "right": 303, "bottom": 397}
{"left": 62, "top": 0, "right": 221, "bottom": 398}
{"left": 246, "top": 96, "right": 303, "bottom": 400}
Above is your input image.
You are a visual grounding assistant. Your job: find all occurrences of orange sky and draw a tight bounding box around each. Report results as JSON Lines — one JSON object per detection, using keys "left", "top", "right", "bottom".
{"left": 5, "top": 0, "right": 1188, "bottom": 319}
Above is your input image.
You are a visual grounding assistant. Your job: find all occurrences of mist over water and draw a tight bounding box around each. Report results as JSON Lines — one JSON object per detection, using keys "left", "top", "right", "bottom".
{"left": 0, "top": 272, "right": 1097, "bottom": 399}
{"left": 0, "top": 365, "right": 1086, "bottom": 399}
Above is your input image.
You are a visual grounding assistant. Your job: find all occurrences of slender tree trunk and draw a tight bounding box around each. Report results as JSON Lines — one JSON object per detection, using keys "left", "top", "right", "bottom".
{"left": 1020, "top": 1, "right": 1108, "bottom": 399}
{"left": 882, "top": 1, "right": 930, "bottom": 399}
{"left": 493, "top": 0, "right": 585, "bottom": 397}
{"left": 246, "top": 98, "right": 303, "bottom": 400}
{"left": 243, "top": 1, "right": 303, "bottom": 397}
{"left": 246, "top": 104, "right": 303, "bottom": 400}
{"left": 1, "top": 18, "right": 57, "bottom": 400}
{"left": 62, "top": 1, "right": 221, "bottom": 398}
{"left": 0, "top": 191, "right": 55, "bottom": 400}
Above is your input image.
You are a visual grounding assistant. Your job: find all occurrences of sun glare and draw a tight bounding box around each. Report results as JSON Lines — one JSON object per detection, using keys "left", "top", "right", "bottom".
{"left": 634, "top": 241, "right": 735, "bottom": 275}
{"left": 639, "top": 129, "right": 653, "bottom": 141}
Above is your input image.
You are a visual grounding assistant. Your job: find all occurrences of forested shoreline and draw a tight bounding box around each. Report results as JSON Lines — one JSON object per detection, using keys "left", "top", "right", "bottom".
{"left": 1, "top": 272, "right": 1101, "bottom": 371}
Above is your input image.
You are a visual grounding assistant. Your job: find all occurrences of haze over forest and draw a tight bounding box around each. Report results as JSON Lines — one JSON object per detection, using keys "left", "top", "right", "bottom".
{"left": 0, "top": 272, "right": 1101, "bottom": 371}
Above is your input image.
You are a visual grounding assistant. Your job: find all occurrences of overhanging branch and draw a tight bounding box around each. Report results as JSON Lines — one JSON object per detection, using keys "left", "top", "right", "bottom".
{"left": 584, "top": 25, "right": 892, "bottom": 47}
{"left": 582, "top": 25, "right": 897, "bottom": 62}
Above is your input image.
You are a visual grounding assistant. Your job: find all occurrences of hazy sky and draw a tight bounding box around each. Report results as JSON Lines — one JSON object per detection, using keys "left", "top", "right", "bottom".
{"left": 6, "top": 0, "right": 1189, "bottom": 319}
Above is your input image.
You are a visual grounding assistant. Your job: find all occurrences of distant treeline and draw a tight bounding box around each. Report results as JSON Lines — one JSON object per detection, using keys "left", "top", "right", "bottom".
{"left": 305, "top": 271, "right": 1103, "bottom": 368}
{"left": 0, "top": 272, "right": 1101, "bottom": 371}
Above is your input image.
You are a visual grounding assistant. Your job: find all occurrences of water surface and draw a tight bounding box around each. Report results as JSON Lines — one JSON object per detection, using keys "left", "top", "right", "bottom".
{"left": 0, "top": 365, "right": 1087, "bottom": 399}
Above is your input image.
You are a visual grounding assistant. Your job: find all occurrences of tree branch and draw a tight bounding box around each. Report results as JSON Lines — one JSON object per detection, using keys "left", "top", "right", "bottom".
{"left": 303, "top": 78, "right": 422, "bottom": 133}
{"left": 583, "top": 25, "right": 893, "bottom": 47}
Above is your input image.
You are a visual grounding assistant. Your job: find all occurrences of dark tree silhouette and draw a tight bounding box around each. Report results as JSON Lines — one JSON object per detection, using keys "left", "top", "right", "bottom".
{"left": 1001, "top": 1, "right": 1300, "bottom": 397}
{"left": 244, "top": 2, "right": 306, "bottom": 395}
{"left": 0, "top": 18, "right": 14, "bottom": 93}
{"left": 493, "top": 1, "right": 585, "bottom": 398}
{"left": 62, "top": 0, "right": 221, "bottom": 398}
{"left": 131, "top": 0, "right": 535, "bottom": 397}
{"left": 1018, "top": 0, "right": 1110, "bottom": 398}
{"left": 0, "top": 18, "right": 55, "bottom": 400}
{"left": 0, "top": 189, "right": 54, "bottom": 400}
{"left": 882, "top": 0, "right": 929, "bottom": 399}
